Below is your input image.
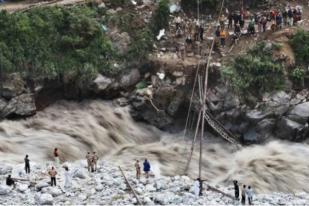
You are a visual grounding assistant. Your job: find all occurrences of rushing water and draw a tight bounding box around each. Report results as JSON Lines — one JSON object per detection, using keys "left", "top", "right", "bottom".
{"left": 0, "top": 100, "right": 309, "bottom": 193}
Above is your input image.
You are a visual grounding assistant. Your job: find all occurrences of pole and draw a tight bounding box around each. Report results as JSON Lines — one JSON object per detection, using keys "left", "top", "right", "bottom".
{"left": 119, "top": 166, "right": 142, "bottom": 205}
{"left": 199, "top": 0, "right": 225, "bottom": 196}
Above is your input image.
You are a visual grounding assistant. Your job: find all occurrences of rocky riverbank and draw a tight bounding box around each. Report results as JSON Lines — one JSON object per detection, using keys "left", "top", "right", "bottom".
{"left": 0, "top": 160, "right": 308, "bottom": 205}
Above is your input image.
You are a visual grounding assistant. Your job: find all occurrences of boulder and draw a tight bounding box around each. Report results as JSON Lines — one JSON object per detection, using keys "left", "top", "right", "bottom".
{"left": 0, "top": 164, "right": 13, "bottom": 175}
{"left": 73, "top": 168, "right": 87, "bottom": 179}
{"left": 266, "top": 91, "right": 291, "bottom": 107}
{"left": 145, "top": 184, "right": 156, "bottom": 192}
{"left": 276, "top": 117, "right": 303, "bottom": 140}
{"left": 38, "top": 193, "right": 53, "bottom": 205}
{"left": 0, "top": 98, "right": 7, "bottom": 111}
{"left": 17, "top": 184, "right": 29, "bottom": 193}
{"left": 154, "top": 179, "right": 167, "bottom": 190}
{"left": 256, "top": 118, "right": 276, "bottom": 135}
{"left": 93, "top": 74, "right": 113, "bottom": 92}
{"left": 246, "top": 109, "right": 271, "bottom": 123}
{"left": 0, "top": 94, "right": 36, "bottom": 118}
{"left": 288, "top": 102, "right": 309, "bottom": 124}
{"left": 0, "top": 185, "right": 10, "bottom": 195}
{"left": 35, "top": 182, "right": 49, "bottom": 191}
{"left": 49, "top": 187, "right": 62, "bottom": 197}
{"left": 95, "top": 184, "right": 104, "bottom": 192}
{"left": 1, "top": 73, "right": 26, "bottom": 99}
{"left": 119, "top": 69, "right": 141, "bottom": 88}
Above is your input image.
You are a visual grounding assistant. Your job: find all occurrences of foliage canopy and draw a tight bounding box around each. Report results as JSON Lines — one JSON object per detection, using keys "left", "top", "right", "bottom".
{"left": 222, "top": 42, "right": 285, "bottom": 94}
{"left": 0, "top": 6, "right": 113, "bottom": 79}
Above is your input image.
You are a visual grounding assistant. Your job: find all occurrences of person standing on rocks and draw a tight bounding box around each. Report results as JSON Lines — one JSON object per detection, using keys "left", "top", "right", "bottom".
{"left": 92, "top": 152, "right": 98, "bottom": 172}
{"left": 86, "top": 152, "right": 92, "bottom": 172}
{"left": 48, "top": 166, "right": 58, "bottom": 186}
{"left": 143, "top": 159, "right": 151, "bottom": 178}
{"left": 53, "top": 148, "right": 60, "bottom": 166}
{"left": 63, "top": 166, "right": 72, "bottom": 189}
{"left": 234, "top": 180, "right": 240, "bottom": 200}
{"left": 24, "top": 154, "right": 30, "bottom": 174}
{"left": 241, "top": 185, "right": 246, "bottom": 204}
{"left": 135, "top": 160, "right": 141, "bottom": 179}
{"left": 246, "top": 185, "right": 253, "bottom": 205}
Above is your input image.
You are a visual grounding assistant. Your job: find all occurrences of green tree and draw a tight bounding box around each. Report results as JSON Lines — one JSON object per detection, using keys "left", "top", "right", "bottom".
{"left": 290, "top": 30, "right": 309, "bottom": 65}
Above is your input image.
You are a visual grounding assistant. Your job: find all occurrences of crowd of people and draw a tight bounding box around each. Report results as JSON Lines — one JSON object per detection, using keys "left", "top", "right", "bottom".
{"left": 4, "top": 148, "right": 98, "bottom": 190}
{"left": 173, "top": 4, "right": 303, "bottom": 54}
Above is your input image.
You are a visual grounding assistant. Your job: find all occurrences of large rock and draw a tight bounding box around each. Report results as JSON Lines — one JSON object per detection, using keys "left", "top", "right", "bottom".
{"left": 276, "top": 117, "right": 303, "bottom": 140}
{"left": 0, "top": 94, "right": 36, "bottom": 118}
{"left": 0, "top": 163, "right": 13, "bottom": 175}
{"left": 109, "top": 32, "right": 131, "bottom": 55}
{"left": 93, "top": 74, "right": 113, "bottom": 92}
{"left": 246, "top": 109, "right": 271, "bottom": 123}
{"left": 256, "top": 118, "right": 276, "bottom": 135}
{"left": 35, "top": 182, "right": 50, "bottom": 191}
{"left": 119, "top": 69, "right": 141, "bottom": 88}
{"left": 0, "top": 185, "right": 10, "bottom": 195}
{"left": 288, "top": 102, "right": 309, "bottom": 124}
{"left": 37, "top": 193, "right": 53, "bottom": 205}
{"left": 0, "top": 98, "right": 7, "bottom": 111}
{"left": 73, "top": 168, "right": 87, "bottom": 179}
{"left": 49, "top": 187, "right": 62, "bottom": 197}
{"left": 1, "top": 73, "right": 26, "bottom": 99}
{"left": 266, "top": 91, "right": 291, "bottom": 107}
{"left": 167, "top": 91, "right": 184, "bottom": 116}
{"left": 17, "top": 184, "right": 29, "bottom": 193}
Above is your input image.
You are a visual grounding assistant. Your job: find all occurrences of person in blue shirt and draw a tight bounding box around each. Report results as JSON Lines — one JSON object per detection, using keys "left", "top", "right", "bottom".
{"left": 143, "top": 159, "right": 151, "bottom": 178}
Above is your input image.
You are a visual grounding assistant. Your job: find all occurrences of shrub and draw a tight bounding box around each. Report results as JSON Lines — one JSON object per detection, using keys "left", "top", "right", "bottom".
{"left": 222, "top": 42, "right": 285, "bottom": 94}
{"left": 290, "top": 30, "right": 309, "bottom": 65}
{"left": 291, "top": 67, "right": 305, "bottom": 87}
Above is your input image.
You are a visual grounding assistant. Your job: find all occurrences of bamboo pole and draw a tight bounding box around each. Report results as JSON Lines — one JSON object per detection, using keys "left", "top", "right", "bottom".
{"left": 119, "top": 166, "right": 142, "bottom": 205}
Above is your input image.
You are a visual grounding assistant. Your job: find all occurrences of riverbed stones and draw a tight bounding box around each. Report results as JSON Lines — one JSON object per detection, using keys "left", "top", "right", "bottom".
{"left": 37, "top": 193, "right": 54, "bottom": 205}
{"left": 0, "top": 185, "right": 10, "bottom": 195}
{"left": 0, "top": 164, "right": 13, "bottom": 175}
{"left": 17, "top": 184, "right": 29, "bottom": 193}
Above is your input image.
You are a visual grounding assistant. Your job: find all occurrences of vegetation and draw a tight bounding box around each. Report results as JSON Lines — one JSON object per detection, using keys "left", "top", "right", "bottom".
{"left": 106, "top": 11, "right": 153, "bottom": 62}
{"left": 0, "top": 6, "right": 114, "bottom": 80}
{"left": 222, "top": 42, "right": 285, "bottom": 95}
{"left": 150, "top": 0, "right": 170, "bottom": 35}
{"left": 290, "top": 30, "right": 309, "bottom": 65}
{"left": 291, "top": 67, "right": 305, "bottom": 87}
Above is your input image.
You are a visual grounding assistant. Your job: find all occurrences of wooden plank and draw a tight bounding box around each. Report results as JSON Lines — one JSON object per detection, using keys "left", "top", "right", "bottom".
{"left": 119, "top": 166, "right": 142, "bottom": 205}
{"left": 206, "top": 184, "right": 234, "bottom": 199}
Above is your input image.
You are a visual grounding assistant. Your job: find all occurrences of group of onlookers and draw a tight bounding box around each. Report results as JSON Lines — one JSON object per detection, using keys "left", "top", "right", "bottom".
{"left": 173, "top": 4, "right": 303, "bottom": 51}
